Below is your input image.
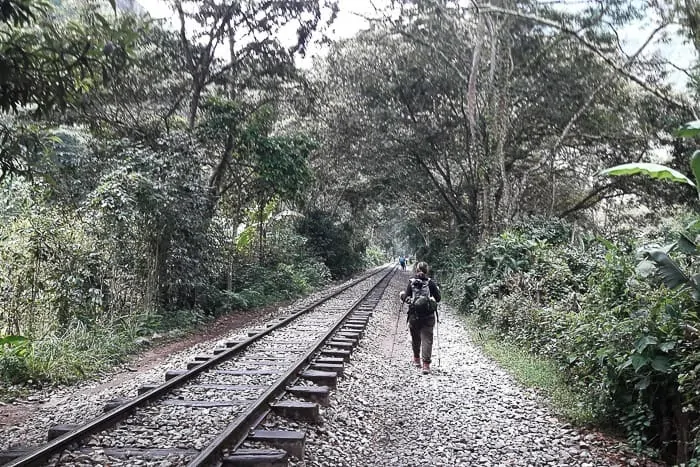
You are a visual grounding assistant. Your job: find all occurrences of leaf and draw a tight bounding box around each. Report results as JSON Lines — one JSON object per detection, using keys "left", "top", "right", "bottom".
{"left": 94, "top": 12, "right": 111, "bottom": 30}
{"left": 678, "top": 233, "right": 698, "bottom": 255}
{"left": 660, "top": 242, "right": 677, "bottom": 254}
{"left": 634, "top": 335, "right": 658, "bottom": 353}
{"left": 235, "top": 226, "right": 254, "bottom": 251}
{"left": 631, "top": 354, "right": 649, "bottom": 371}
{"left": 635, "top": 260, "right": 656, "bottom": 278}
{"left": 635, "top": 375, "right": 650, "bottom": 390}
{"left": 658, "top": 341, "right": 676, "bottom": 352}
{"left": 618, "top": 358, "right": 633, "bottom": 370}
{"left": 687, "top": 219, "right": 700, "bottom": 233}
{"left": 645, "top": 250, "right": 690, "bottom": 290}
{"left": 600, "top": 163, "right": 696, "bottom": 187}
{"left": 651, "top": 356, "right": 670, "bottom": 373}
{"left": 0, "top": 335, "right": 28, "bottom": 347}
{"left": 692, "top": 151, "right": 700, "bottom": 191}
{"left": 676, "top": 120, "right": 700, "bottom": 138}
{"left": 690, "top": 274, "right": 700, "bottom": 302}
{"left": 108, "top": 0, "right": 117, "bottom": 13}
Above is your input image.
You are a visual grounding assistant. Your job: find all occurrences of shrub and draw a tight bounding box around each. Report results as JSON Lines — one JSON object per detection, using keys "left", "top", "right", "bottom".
{"left": 296, "top": 209, "right": 366, "bottom": 279}
{"left": 440, "top": 216, "right": 700, "bottom": 464}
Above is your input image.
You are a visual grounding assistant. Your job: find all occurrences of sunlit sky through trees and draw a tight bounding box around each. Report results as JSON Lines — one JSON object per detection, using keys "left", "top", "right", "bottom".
{"left": 136, "top": 0, "right": 695, "bottom": 90}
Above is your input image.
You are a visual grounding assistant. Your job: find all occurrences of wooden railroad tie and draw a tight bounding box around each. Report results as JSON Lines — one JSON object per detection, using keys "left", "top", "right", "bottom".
{"left": 301, "top": 369, "right": 338, "bottom": 388}
{"left": 286, "top": 385, "right": 330, "bottom": 406}
{"left": 222, "top": 448, "right": 288, "bottom": 466}
{"left": 271, "top": 400, "right": 320, "bottom": 423}
{"left": 247, "top": 430, "right": 306, "bottom": 459}
{"left": 320, "top": 348, "right": 351, "bottom": 361}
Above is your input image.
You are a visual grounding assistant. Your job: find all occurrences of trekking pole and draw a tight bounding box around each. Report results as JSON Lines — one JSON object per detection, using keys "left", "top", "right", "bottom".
{"left": 389, "top": 300, "right": 403, "bottom": 361}
{"left": 435, "top": 305, "right": 441, "bottom": 368}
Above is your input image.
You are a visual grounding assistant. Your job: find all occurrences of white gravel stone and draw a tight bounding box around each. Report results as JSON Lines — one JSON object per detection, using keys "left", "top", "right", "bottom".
{"left": 287, "top": 272, "right": 634, "bottom": 467}
{"left": 0, "top": 275, "right": 367, "bottom": 453}
{"left": 1, "top": 269, "right": 644, "bottom": 467}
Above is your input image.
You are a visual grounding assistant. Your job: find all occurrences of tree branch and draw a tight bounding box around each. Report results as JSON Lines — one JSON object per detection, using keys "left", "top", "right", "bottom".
{"left": 476, "top": 3, "right": 696, "bottom": 115}
{"left": 558, "top": 181, "right": 621, "bottom": 218}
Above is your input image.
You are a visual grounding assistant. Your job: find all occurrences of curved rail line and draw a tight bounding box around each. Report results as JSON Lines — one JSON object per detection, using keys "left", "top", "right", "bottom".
{"left": 4, "top": 265, "right": 395, "bottom": 467}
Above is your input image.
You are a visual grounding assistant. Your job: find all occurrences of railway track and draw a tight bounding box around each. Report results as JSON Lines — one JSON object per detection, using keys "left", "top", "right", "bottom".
{"left": 2, "top": 266, "right": 396, "bottom": 467}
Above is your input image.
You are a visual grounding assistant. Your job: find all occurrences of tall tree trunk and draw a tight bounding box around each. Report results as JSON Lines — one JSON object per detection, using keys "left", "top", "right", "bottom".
{"left": 258, "top": 202, "right": 265, "bottom": 264}
{"left": 188, "top": 81, "right": 203, "bottom": 130}
{"left": 467, "top": 15, "right": 485, "bottom": 146}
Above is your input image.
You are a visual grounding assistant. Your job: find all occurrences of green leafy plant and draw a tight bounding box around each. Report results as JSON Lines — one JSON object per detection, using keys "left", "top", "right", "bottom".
{"left": 602, "top": 119, "right": 700, "bottom": 305}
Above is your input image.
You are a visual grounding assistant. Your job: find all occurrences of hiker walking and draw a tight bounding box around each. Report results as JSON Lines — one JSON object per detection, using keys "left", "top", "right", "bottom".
{"left": 399, "top": 261, "right": 441, "bottom": 374}
{"left": 399, "top": 255, "right": 406, "bottom": 270}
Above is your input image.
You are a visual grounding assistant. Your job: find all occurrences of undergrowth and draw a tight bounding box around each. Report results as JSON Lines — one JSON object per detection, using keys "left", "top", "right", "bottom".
{"left": 439, "top": 217, "right": 700, "bottom": 464}
{"left": 0, "top": 259, "right": 335, "bottom": 395}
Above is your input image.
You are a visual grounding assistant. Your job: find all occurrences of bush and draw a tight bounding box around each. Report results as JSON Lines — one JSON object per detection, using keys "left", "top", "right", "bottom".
{"left": 296, "top": 209, "right": 366, "bottom": 279}
{"left": 438, "top": 216, "right": 700, "bottom": 464}
{"left": 364, "top": 245, "right": 387, "bottom": 267}
{"left": 219, "top": 259, "right": 331, "bottom": 312}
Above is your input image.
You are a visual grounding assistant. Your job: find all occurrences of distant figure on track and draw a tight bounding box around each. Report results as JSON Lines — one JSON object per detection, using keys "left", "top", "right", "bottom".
{"left": 399, "top": 255, "right": 406, "bottom": 270}
{"left": 399, "top": 261, "right": 440, "bottom": 374}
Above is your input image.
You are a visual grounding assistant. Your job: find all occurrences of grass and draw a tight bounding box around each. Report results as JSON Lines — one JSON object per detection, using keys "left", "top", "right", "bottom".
{"left": 0, "top": 263, "right": 334, "bottom": 399}
{"left": 461, "top": 314, "right": 596, "bottom": 426}
{"left": 0, "top": 321, "right": 143, "bottom": 389}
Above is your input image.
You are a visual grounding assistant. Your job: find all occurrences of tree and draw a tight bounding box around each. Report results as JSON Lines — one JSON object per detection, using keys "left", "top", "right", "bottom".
{"left": 0, "top": 0, "right": 138, "bottom": 180}
{"left": 305, "top": 0, "right": 688, "bottom": 248}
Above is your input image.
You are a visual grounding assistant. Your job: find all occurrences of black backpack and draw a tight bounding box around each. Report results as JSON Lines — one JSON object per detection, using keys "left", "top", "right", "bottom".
{"left": 409, "top": 277, "right": 437, "bottom": 319}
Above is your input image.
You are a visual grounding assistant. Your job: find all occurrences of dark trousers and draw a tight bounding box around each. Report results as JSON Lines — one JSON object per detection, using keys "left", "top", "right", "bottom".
{"left": 409, "top": 317, "right": 435, "bottom": 364}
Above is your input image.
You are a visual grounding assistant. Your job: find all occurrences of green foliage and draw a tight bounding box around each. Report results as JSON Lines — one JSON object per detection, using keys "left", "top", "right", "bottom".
{"left": 296, "top": 209, "right": 367, "bottom": 279}
{"left": 0, "top": 0, "right": 339, "bottom": 393}
{"left": 0, "top": 1, "right": 138, "bottom": 115}
{"left": 0, "top": 0, "right": 51, "bottom": 26}
{"left": 676, "top": 120, "right": 700, "bottom": 139}
{"left": 235, "top": 200, "right": 278, "bottom": 254}
{"left": 252, "top": 134, "right": 315, "bottom": 203}
{"left": 0, "top": 185, "right": 106, "bottom": 335}
{"left": 0, "top": 118, "right": 58, "bottom": 181}
{"left": 600, "top": 163, "right": 696, "bottom": 188}
{"left": 467, "top": 318, "right": 595, "bottom": 425}
{"left": 222, "top": 260, "right": 330, "bottom": 310}
{"left": 0, "top": 334, "right": 31, "bottom": 383}
{"left": 440, "top": 217, "right": 579, "bottom": 315}
{"left": 602, "top": 118, "right": 700, "bottom": 203}
{"left": 364, "top": 245, "right": 387, "bottom": 267}
{"left": 0, "top": 0, "right": 144, "bottom": 179}
{"left": 444, "top": 215, "right": 700, "bottom": 464}
{"left": 0, "top": 319, "right": 140, "bottom": 385}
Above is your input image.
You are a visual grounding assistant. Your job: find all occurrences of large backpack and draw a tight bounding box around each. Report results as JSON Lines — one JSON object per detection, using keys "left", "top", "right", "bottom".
{"left": 409, "top": 277, "right": 436, "bottom": 319}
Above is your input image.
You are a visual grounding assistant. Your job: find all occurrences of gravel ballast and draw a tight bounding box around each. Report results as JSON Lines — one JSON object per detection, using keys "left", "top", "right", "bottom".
{"left": 0, "top": 277, "right": 363, "bottom": 453}
{"left": 289, "top": 273, "right": 649, "bottom": 467}
{"left": 1, "top": 270, "right": 654, "bottom": 466}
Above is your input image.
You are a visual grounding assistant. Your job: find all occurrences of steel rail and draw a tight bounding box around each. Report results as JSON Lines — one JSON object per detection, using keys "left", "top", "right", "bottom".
{"left": 188, "top": 266, "right": 395, "bottom": 466}
{"left": 6, "top": 265, "right": 392, "bottom": 467}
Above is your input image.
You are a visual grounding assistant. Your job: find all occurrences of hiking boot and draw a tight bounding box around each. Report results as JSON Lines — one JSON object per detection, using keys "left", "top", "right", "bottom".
{"left": 422, "top": 363, "right": 431, "bottom": 374}
{"left": 413, "top": 357, "right": 421, "bottom": 367}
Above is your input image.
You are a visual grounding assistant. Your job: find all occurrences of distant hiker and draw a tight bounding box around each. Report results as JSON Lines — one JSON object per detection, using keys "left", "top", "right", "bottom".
{"left": 399, "top": 261, "right": 441, "bottom": 374}
{"left": 399, "top": 255, "right": 406, "bottom": 270}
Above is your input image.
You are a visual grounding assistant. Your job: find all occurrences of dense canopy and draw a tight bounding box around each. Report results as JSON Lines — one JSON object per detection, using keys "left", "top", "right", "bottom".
{"left": 2, "top": 0, "right": 700, "bottom": 463}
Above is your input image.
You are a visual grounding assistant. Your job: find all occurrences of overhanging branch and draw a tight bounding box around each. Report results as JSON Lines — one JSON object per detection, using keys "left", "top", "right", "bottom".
{"left": 476, "top": 3, "right": 696, "bottom": 116}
